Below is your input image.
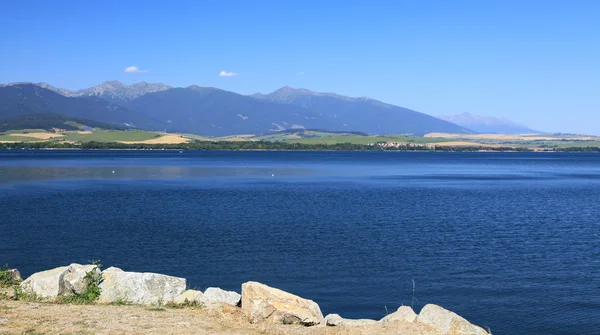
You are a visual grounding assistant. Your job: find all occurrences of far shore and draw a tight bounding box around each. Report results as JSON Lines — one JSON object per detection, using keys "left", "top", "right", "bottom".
{"left": 0, "top": 145, "right": 597, "bottom": 153}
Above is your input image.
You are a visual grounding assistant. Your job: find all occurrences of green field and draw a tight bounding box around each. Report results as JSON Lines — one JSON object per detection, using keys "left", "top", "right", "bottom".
{"left": 181, "top": 133, "right": 213, "bottom": 141}
{"left": 253, "top": 130, "right": 600, "bottom": 149}
{"left": 255, "top": 131, "right": 452, "bottom": 145}
{"left": 518, "top": 140, "right": 600, "bottom": 149}
{"left": 3, "top": 127, "right": 600, "bottom": 150}
{"left": 3, "top": 129, "right": 50, "bottom": 134}
{"left": 292, "top": 135, "right": 451, "bottom": 145}
{"left": 63, "top": 130, "right": 161, "bottom": 142}
{"left": 0, "top": 134, "right": 40, "bottom": 142}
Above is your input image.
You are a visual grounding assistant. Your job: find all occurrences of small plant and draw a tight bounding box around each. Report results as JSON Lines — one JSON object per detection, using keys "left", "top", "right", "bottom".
{"left": 0, "top": 264, "right": 21, "bottom": 288}
{"left": 14, "top": 286, "right": 42, "bottom": 302}
{"left": 149, "top": 298, "right": 166, "bottom": 312}
{"left": 412, "top": 279, "right": 416, "bottom": 309}
{"left": 109, "top": 297, "right": 131, "bottom": 306}
{"left": 166, "top": 299, "right": 204, "bottom": 309}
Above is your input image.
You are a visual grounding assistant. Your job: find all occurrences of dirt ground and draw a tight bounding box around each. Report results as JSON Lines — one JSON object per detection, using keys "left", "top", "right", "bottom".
{"left": 120, "top": 134, "right": 190, "bottom": 144}
{"left": 0, "top": 300, "right": 438, "bottom": 335}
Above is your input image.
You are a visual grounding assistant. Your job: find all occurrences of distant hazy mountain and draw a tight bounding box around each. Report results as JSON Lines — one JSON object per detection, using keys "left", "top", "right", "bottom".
{"left": 438, "top": 113, "right": 540, "bottom": 134}
{"left": 252, "top": 86, "right": 473, "bottom": 135}
{"left": 0, "top": 84, "right": 164, "bottom": 130}
{"left": 124, "top": 86, "right": 339, "bottom": 136}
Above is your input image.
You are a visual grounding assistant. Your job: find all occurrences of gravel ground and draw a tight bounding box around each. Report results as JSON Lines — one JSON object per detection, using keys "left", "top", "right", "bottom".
{"left": 0, "top": 300, "right": 438, "bottom": 335}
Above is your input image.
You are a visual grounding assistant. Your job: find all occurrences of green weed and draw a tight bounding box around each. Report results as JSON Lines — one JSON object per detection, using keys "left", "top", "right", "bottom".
{"left": 0, "top": 264, "right": 21, "bottom": 287}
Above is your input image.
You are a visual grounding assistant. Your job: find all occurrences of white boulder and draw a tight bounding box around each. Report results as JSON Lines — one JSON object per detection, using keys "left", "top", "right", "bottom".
{"left": 20, "top": 266, "right": 69, "bottom": 298}
{"left": 98, "top": 267, "right": 186, "bottom": 305}
{"left": 204, "top": 287, "right": 241, "bottom": 306}
{"left": 62, "top": 264, "right": 101, "bottom": 295}
{"left": 416, "top": 304, "right": 489, "bottom": 335}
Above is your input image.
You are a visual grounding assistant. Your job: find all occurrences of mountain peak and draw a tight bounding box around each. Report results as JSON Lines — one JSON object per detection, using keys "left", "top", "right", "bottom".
{"left": 102, "top": 80, "right": 125, "bottom": 88}
{"left": 33, "top": 82, "right": 74, "bottom": 96}
{"left": 273, "top": 86, "right": 315, "bottom": 95}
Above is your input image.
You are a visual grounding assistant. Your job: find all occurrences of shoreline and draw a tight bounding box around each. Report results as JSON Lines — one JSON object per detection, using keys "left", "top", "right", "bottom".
{"left": 1, "top": 264, "right": 491, "bottom": 335}
{"left": 0, "top": 147, "right": 597, "bottom": 153}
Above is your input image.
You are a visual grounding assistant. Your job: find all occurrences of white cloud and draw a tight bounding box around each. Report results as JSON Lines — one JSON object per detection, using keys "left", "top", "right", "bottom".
{"left": 297, "top": 72, "right": 305, "bottom": 76}
{"left": 219, "top": 71, "right": 238, "bottom": 77}
{"left": 124, "top": 66, "right": 148, "bottom": 73}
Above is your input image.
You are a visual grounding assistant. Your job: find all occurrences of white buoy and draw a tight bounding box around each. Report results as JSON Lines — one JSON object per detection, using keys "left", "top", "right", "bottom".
{"left": 112, "top": 171, "right": 115, "bottom": 174}
{"left": 272, "top": 174, "right": 275, "bottom": 177}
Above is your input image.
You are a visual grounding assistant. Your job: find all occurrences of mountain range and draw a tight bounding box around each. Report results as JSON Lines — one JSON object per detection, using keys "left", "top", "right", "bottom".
{"left": 438, "top": 113, "right": 540, "bottom": 134}
{"left": 1, "top": 81, "right": 488, "bottom": 136}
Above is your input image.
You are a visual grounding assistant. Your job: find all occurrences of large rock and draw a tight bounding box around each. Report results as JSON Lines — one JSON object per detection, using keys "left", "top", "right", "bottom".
{"left": 204, "top": 287, "right": 241, "bottom": 306}
{"left": 174, "top": 289, "right": 205, "bottom": 305}
{"left": 241, "top": 281, "right": 324, "bottom": 326}
{"left": 381, "top": 306, "right": 418, "bottom": 323}
{"left": 20, "top": 266, "right": 69, "bottom": 298}
{"left": 63, "top": 264, "right": 101, "bottom": 295}
{"left": 98, "top": 267, "right": 186, "bottom": 305}
{"left": 324, "top": 313, "right": 379, "bottom": 326}
{"left": 416, "top": 304, "right": 489, "bottom": 335}
{"left": 20, "top": 264, "right": 102, "bottom": 298}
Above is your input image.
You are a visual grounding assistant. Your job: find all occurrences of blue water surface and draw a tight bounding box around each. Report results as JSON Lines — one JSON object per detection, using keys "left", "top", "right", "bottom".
{"left": 1, "top": 150, "right": 599, "bottom": 335}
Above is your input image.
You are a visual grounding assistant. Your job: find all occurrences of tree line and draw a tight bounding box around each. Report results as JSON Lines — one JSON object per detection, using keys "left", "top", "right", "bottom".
{"left": 0, "top": 140, "right": 596, "bottom": 152}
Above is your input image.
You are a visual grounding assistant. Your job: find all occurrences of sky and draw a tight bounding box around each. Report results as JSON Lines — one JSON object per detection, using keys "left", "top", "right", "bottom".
{"left": 1, "top": 0, "right": 599, "bottom": 134}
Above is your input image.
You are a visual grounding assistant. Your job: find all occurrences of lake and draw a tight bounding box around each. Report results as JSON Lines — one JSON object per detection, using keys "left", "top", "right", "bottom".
{"left": 1, "top": 150, "right": 599, "bottom": 334}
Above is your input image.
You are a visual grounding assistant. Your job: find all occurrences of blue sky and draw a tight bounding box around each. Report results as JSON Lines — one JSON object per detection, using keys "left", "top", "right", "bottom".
{"left": 1, "top": 1, "right": 599, "bottom": 134}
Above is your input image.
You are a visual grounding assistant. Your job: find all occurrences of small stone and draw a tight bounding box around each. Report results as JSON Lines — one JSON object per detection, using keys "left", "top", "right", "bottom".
{"left": 325, "top": 313, "right": 379, "bottom": 326}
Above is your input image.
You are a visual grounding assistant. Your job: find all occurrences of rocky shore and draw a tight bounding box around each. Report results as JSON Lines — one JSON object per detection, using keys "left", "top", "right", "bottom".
{"left": 1, "top": 264, "right": 491, "bottom": 335}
